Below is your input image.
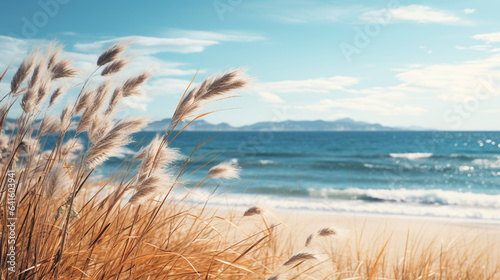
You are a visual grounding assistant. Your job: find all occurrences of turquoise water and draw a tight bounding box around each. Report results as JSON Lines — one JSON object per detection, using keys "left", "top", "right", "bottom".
{"left": 55, "top": 131, "right": 500, "bottom": 221}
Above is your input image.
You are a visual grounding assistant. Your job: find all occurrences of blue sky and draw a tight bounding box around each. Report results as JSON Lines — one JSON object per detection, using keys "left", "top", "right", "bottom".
{"left": 2, "top": 0, "right": 500, "bottom": 130}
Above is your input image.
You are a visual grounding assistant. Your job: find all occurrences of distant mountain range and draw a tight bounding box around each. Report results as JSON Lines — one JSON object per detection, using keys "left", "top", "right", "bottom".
{"left": 2, "top": 117, "right": 428, "bottom": 132}
{"left": 145, "top": 118, "right": 428, "bottom": 132}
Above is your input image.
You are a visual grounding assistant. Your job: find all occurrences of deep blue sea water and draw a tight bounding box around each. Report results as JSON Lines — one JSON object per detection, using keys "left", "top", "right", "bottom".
{"left": 74, "top": 131, "right": 500, "bottom": 222}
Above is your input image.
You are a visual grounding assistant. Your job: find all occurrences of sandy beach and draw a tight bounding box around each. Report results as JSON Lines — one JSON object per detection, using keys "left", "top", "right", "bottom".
{"left": 271, "top": 209, "right": 500, "bottom": 255}
{"left": 207, "top": 205, "right": 500, "bottom": 277}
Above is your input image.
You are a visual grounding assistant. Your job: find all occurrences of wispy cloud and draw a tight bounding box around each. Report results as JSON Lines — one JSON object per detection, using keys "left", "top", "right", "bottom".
{"left": 473, "top": 31, "right": 500, "bottom": 44}
{"left": 257, "top": 91, "right": 284, "bottom": 104}
{"left": 362, "top": 5, "right": 462, "bottom": 24}
{"left": 74, "top": 36, "right": 219, "bottom": 55}
{"left": 253, "top": 0, "right": 363, "bottom": 23}
{"left": 255, "top": 76, "right": 359, "bottom": 94}
{"left": 395, "top": 53, "right": 500, "bottom": 102}
{"left": 300, "top": 95, "right": 426, "bottom": 116}
{"left": 456, "top": 45, "right": 491, "bottom": 51}
{"left": 464, "top": 8, "right": 476, "bottom": 14}
{"left": 166, "top": 29, "right": 265, "bottom": 42}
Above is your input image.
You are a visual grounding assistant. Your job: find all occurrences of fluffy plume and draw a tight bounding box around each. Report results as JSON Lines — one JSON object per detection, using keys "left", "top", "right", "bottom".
{"left": 243, "top": 206, "right": 264, "bottom": 217}
{"left": 77, "top": 81, "right": 112, "bottom": 133}
{"left": 21, "top": 88, "right": 38, "bottom": 113}
{"left": 49, "top": 83, "right": 66, "bottom": 107}
{"left": 61, "top": 138, "right": 84, "bottom": 161}
{"left": 283, "top": 252, "right": 316, "bottom": 266}
{"left": 318, "top": 227, "right": 337, "bottom": 236}
{"left": 21, "top": 62, "right": 52, "bottom": 113}
{"left": 101, "top": 59, "right": 128, "bottom": 76}
{"left": 47, "top": 43, "right": 63, "bottom": 69}
{"left": 75, "top": 88, "right": 94, "bottom": 114}
{"left": 0, "top": 103, "right": 9, "bottom": 119}
{"left": 305, "top": 227, "right": 338, "bottom": 246}
{"left": 97, "top": 41, "right": 129, "bottom": 66}
{"left": 91, "top": 80, "right": 113, "bottom": 112}
{"left": 44, "top": 163, "right": 72, "bottom": 199}
{"left": 207, "top": 161, "right": 240, "bottom": 179}
{"left": 134, "top": 135, "right": 181, "bottom": 182}
{"left": 129, "top": 173, "right": 173, "bottom": 205}
{"left": 87, "top": 112, "right": 114, "bottom": 143}
{"left": 36, "top": 73, "right": 52, "bottom": 104}
{"left": 40, "top": 115, "right": 62, "bottom": 136}
{"left": 128, "top": 186, "right": 158, "bottom": 205}
{"left": 121, "top": 71, "right": 152, "bottom": 97}
{"left": 106, "top": 86, "right": 122, "bottom": 114}
{"left": 305, "top": 235, "right": 314, "bottom": 247}
{"left": 60, "top": 103, "right": 73, "bottom": 128}
{"left": 84, "top": 117, "right": 148, "bottom": 169}
{"left": 50, "top": 59, "right": 78, "bottom": 79}
{"left": 11, "top": 52, "right": 38, "bottom": 94}
{"left": 172, "top": 69, "right": 248, "bottom": 124}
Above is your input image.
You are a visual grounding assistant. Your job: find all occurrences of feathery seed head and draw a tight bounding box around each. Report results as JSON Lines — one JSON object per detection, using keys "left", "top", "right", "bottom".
{"left": 47, "top": 43, "right": 63, "bottom": 69}
{"left": 208, "top": 161, "right": 240, "bottom": 179}
{"left": 283, "top": 252, "right": 317, "bottom": 266}
{"left": 243, "top": 206, "right": 264, "bottom": 217}
{"left": 106, "top": 86, "right": 123, "bottom": 115}
{"left": 318, "top": 227, "right": 337, "bottom": 236}
{"left": 49, "top": 83, "right": 66, "bottom": 107}
{"left": 50, "top": 59, "right": 78, "bottom": 79}
{"left": 40, "top": 115, "right": 62, "bottom": 136}
{"left": 101, "top": 58, "right": 129, "bottom": 76}
{"left": 97, "top": 41, "right": 129, "bottom": 66}
{"left": 122, "top": 71, "right": 152, "bottom": 97}
{"left": 172, "top": 69, "right": 248, "bottom": 124}
{"left": 75, "top": 88, "right": 94, "bottom": 114}
{"left": 44, "top": 163, "right": 72, "bottom": 200}
{"left": 11, "top": 51, "right": 38, "bottom": 94}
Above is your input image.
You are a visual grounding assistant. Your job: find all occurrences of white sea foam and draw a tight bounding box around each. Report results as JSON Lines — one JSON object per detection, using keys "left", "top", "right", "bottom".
{"left": 472, "top": 156, "right": 500, "bottom": 168}
{"left": 259, "top": 160, "right": 274, "bottom": 165}
{"left": 177, "top": 188, "right": 500, "bottom": 222}
{"left": 389, "top": 153, "right": 432, "bottom": 160}
{"left": 307, "top": 187, "right": 500, "bottom": 208}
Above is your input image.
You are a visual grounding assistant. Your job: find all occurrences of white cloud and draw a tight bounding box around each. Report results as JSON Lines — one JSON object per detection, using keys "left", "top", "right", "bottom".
{"left": 166, "top": 29, "right": 265, "bottom": 42}
{"left": 146, "top": 77, "right": 194, "bottom": 95}
{"left": 362, "top": 5, "right": 461, "bottom": 24}
{"left": 255, "top": 1, "right": 362, "bottom": 23}
{"left": 74, "top": 36, "right": 219, "bottom": 55}
{"left": 456, "top": 45, "right": 491, "bottom": 51}
{"left": 464, "top": 8, "right": 476, "bottom": 14}
{"left": 122, "top": 95, "right": 151, "bottom": 111}
{"left": 258, "top": 92, "right": 284, "bottom": 104}
{"left": 395, "top": 53, "right": 500, "bottom": 102}
{"left": 300, "top": 95, "right": 426, "bottom": 116}
{"left": 473, "top": 31, "right": 500, "bottom": 44}
{"left": 255, "top": 76, "right": 359, "bottom": 94}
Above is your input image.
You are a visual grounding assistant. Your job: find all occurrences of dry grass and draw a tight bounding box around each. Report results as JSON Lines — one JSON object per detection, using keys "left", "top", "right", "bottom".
{"left": 0, "top": 41, "right": 499, "bottom": 279}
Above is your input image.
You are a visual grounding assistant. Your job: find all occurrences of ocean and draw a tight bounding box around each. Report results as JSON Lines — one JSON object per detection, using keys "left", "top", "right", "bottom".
{"left": 87, "top": 131, "right": 500, "bottom": 222}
